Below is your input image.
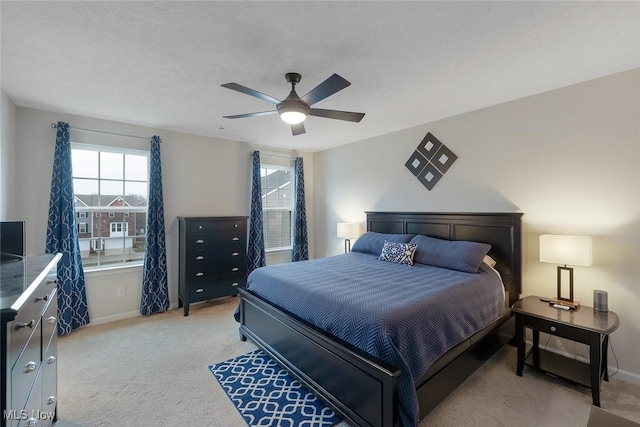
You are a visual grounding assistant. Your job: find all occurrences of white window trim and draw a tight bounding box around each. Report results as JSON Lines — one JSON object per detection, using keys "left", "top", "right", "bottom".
{"left": 261, "top": 163, "right": 294, "bottom": 252}
{"left": 71, "top": 142, "right": 149, "bottom": 271}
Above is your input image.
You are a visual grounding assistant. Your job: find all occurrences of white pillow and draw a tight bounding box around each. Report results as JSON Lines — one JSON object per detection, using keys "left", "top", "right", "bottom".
{"left": 483, "top": 255, "right": 497, "bottom": 268}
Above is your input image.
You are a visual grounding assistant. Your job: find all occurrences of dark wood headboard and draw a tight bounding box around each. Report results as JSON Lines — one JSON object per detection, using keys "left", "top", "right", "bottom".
{"left": 366, "top": 212, "right": 522, "bottom": 307}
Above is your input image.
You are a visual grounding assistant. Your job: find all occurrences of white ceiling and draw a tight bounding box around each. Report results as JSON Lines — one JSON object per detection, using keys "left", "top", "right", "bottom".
{"left": 2, "top": 1, "right": 639, "bottom": 152}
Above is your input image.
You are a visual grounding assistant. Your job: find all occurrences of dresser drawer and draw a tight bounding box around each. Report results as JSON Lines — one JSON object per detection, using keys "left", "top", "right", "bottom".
{"left": 11, "top": 319, "right": 42, "bottom": 412}
{"left": 189, "top": 276, "right": 245, "bottom": 300}
{"left": 187, "top": 231, "right": 245, "bottom": 252}
{"left": 524, "top": 316, "right": 578, "bottom": 341}
{"left": 187, "top": 246, "right": 244, "bottom": 265}
{"left": 190, "top": 219, "right": 244, "bottom": 233}
{"left": 188, "top": 261, "right": 246, "bottom": 280}
{"left": 10, "top": 294, "right": 49, "bottom": 367}
{"left": 42, "top": 290, "right": 58, "bottom": 355}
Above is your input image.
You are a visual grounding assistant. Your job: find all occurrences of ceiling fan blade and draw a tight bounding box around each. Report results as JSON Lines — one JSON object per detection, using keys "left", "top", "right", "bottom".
{"left": 223, "top": 110, "right": 278, "bottom": 119}
{"left": 301, "top": 74, "right": 351, "bottom": 106}
{"left": 291, "top": 122, "right": 306, "bottom": 136}
{"left": 221, "top": 83, "right": 281, "bottom": 105}
{"left": 309, "top": 108, "right": 365, "bottom": 122}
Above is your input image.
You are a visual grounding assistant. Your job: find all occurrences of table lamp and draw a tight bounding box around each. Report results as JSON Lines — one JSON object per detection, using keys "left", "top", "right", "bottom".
{"left": 337, "top": 223, "right": 360, "bottom": 253}
{"left": 539, "top": 234, "right": 592, "bottom": 309}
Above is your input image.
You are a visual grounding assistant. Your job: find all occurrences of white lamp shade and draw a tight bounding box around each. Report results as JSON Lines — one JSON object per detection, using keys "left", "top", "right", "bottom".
{"left": 337, "top": 223, "right": 360, "bottom": 240}
{"left": 539, "top": 235, "right": 592, "bottom": 267}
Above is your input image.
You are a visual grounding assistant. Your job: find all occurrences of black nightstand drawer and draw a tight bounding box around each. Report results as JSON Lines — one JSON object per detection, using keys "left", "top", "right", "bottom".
{"left": 524, "top": 316, "right": 577, "bottom": 340}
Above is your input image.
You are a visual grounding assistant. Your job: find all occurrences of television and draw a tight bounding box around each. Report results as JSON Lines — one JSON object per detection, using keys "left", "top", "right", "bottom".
{"left": 0, "top": 221, "right": 25, "bottom": 261}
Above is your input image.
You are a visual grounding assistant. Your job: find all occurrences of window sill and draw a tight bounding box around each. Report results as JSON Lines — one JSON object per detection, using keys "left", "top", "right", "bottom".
{"left": 83, "top": 262, "right": 143, "bottom": 277}
{"left": 265, "top": 248, "right": 292, "bottom": 254}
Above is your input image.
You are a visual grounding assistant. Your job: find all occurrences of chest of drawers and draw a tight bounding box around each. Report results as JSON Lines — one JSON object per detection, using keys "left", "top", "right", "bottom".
{"left": 2, "top": 253, "right": 61, "bottom": 427}
{"left": 178, "top": 216, "right": 248, "bottom": 316}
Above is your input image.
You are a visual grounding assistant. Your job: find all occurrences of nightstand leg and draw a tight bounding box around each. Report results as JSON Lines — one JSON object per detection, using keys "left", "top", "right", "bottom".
{"left": 532, "top": 330, "right": 540, "bottom": 366}
{"left": 590, "top": 333, "right": 602, "bottom": 407}
{"left": 602, "top": 335, "right": 609, "bottom": 382}
{"left": 516, "top": 313, "right": 525, "bottom": 376}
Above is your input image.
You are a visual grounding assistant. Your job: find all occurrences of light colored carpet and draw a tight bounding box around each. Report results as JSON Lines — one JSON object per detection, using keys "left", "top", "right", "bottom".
{"left": 55, "top": 297, "right": 640, "bottom": 427}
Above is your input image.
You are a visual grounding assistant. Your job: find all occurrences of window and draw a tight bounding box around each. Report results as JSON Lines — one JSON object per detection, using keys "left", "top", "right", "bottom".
{"left": 71, "top": 144, "right": 148, "bottom": 269}
{"left": 261, "top": 165, "right": 293, "bottom": 251}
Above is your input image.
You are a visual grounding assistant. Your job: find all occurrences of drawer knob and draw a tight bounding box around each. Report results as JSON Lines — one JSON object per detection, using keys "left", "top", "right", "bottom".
{"left": 47, "top": 395, "right": 56, "bottom": 405}
{"left": 196, "top": 256, "right": 204, "bottom": 260}
{"left": 550, "top": 326, "right": 557, "bottom": 332}
{"left": 232, "top": 237, "right": 239, "bottom": 241}
{"left": 232, "top": 267, "right": 239, "bottom": 272}
{"left": 234, "top": 224, "right": 238, "bottom": 228}
{"left": 232, "top": 252, "right": 239, "bottom": 256}
{"left": 17, "top": 319, "right": 35, "bottom": 329}
{"left": 35, "top": 294, "right": 49, "bottom": 302}
{"left": 25, "top": 361, "right": 37, "bottom": 373}
{"left": 198, "top": 225, "right": 203, "bottom": 229}
{"left": 48, "top": 356, "right": 56, "bottom": 365}
{"left": 48, "top": 316, "right": 57, "bottom": 324}
{"left": 195, "top": 288, "right": 204, "bottom": 293}
{"left": 196, "top": 272, "right": 204, "bottom": 277}
{"left": 196, "top": 239, "right": 204, "bottom": 244}
{"left": 232, "top": 282, "right": 239, "bottom": 287}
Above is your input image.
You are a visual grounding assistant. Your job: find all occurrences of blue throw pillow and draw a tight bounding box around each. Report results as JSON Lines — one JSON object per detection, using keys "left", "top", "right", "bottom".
{"left": 351, "top": 232, "right": 415, "bottom": 256}
{"left": 409, "top": 234, "right": 491, "bottom": 273}
{"left": 379, "top": 241, "right": 417, "bottom": 266}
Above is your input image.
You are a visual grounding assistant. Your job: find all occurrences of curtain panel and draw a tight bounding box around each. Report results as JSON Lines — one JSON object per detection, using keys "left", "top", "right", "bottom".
{"left": 45, "top": 121, "right": 90, "bottom": 335}
{"left": 247, "top": 151, "right": 266, "bottom": 273}
{"left": 140, "top": 135, "right": 170, "bottom": 315}
{"left": 292, "top": 157, "right": 309, "bottom": 261}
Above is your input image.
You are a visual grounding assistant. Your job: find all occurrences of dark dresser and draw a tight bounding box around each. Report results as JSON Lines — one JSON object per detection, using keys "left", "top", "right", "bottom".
{"left": 1, "top": 253, "right": 61, "bottom": 427}
{"left": 178, "top": 216, "right": 247, "bottom": 316}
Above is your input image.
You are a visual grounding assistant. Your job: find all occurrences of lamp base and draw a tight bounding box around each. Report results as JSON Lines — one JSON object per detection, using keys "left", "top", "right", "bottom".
{"left": 550, "top": 298, "right": 580, "bottom": 310}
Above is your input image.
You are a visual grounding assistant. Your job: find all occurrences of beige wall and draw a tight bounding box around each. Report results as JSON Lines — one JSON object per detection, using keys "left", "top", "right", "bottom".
{"left": 0, "top": 90, "right": 17, "bottom": 219}
{"left": 313, "top": 68, "right": 640, "bottom": 383}
{"left": 9, "top": 107, "right": 314, "bottom": 323}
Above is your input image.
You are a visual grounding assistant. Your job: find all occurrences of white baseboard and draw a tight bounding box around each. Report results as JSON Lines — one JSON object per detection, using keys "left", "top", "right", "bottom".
{"left": 87, "top": 302, "right": 181, "bottom": 326}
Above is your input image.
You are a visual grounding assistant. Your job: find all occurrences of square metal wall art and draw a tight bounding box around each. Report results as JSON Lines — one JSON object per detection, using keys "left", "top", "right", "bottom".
{"left": 404, "top": 132, "right": 457, "bottom": 190}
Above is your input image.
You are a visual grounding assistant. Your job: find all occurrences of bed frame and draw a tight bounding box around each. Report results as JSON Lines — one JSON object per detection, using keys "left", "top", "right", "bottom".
{"left": 238, "top": 212, "right": 522, "bottom": 426}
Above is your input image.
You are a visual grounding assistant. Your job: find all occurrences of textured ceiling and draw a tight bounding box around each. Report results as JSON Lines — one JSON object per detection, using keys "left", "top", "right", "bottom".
{"left": 2, "top": 1, "right": 639, "bottom": 152}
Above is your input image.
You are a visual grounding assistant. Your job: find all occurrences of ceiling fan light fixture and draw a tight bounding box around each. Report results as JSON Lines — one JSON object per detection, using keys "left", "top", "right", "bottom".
{"left": 280, "top": 110, "right": 307, "bottom": 124}
{"left": 277, "top": 99, "right": 309, "bottom": 124}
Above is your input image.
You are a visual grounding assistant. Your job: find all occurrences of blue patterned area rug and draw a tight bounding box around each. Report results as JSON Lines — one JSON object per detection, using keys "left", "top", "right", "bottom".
{"left": 209, "top": 349, "right": 341, "bottom": 426}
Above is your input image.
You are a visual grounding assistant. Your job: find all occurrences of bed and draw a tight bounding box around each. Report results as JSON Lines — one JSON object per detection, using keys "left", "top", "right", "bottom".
{"left": 237, "top": 212, "right": 522, "bottom": 426}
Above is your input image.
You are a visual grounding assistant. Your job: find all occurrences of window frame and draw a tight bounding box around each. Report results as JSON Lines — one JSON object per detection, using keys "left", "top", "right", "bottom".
{"left": 261, "top": 163, "right": 294, "bottom": 252}
{"left": 71, "top": 143, "right": 149, "bottom": 271}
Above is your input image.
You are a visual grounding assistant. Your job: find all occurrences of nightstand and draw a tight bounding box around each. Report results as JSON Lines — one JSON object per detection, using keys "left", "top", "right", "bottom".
{"left": 512, "top": 295, "right": 619, "bottom": 406}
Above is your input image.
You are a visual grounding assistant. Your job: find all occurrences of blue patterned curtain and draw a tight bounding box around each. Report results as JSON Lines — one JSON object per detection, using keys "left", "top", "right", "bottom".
{"left": 247, "top": 151, "right": 265, "bottom": 273}
{"left": 46, "top": 121, "right": 90, "bottom": 335}
{"left": 292, "top": 157, "right": 309, "bottom": 261}
{"left": 140, "top": 136, "right": 170, "bottom": 315}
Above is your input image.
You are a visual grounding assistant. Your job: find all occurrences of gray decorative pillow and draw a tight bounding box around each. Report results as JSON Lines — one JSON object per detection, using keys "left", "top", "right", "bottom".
{"left": 379, "top": 241, "right": 417, "bottom": 266}
{"left": 409, "top": 234, "right": 491, "bottom": 273}
{"left": 351, "top": 232, "right": 415, "bottom": 256}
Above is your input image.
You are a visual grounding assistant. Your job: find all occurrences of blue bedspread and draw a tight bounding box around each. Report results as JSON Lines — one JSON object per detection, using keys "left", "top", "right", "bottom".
{"left": 240, "top": 252, "right": 504, "bottom": 426}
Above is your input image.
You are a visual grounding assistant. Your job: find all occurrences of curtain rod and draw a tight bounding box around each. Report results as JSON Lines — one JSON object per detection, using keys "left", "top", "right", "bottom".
{"left": 51, "top": 122, "right": 150, "bottom": 141}
{"left": 256, "top": 152, "right": 296, "bottom": 161}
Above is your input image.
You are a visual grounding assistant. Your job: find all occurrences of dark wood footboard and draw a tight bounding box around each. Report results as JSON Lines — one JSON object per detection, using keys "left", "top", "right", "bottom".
{"left": 239, "top": 288, "right": 400, "bottom": 427}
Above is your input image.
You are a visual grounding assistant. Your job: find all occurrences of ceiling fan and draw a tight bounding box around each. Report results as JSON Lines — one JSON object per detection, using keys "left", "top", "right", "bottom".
{"left": 221, "top": 73, "right": 365, "bottom": 136}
